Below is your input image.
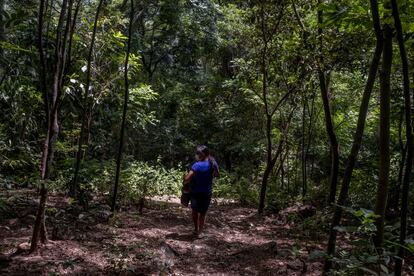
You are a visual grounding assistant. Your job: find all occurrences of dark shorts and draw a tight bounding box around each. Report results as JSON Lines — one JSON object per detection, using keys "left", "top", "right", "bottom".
{"left": 190, "top": 192, "right": 212, "bottom": 214}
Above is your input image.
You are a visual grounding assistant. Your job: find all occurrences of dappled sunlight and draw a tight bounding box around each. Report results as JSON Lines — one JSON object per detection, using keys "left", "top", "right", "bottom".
{"left": 2, "top": 0, "right": 414, "bottom": 274}
{"left": 1, "top": 191, "right": 329, "bottom": 275}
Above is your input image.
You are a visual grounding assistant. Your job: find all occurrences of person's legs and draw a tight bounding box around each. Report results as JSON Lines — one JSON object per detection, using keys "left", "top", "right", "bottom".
{"left": 198, "top": 212, "right": 206, "bottom": 233}
{"left": 190, "top": 193, "right": 199, "bottom": 233}
{"left": 192, "top": 209, "right": 199, "bottom": 233}
{"left": 191, "top": 193, "right": 211, "bottom": 235}
{"left": 198, "top": 193, "right": 211, "bottom": 234}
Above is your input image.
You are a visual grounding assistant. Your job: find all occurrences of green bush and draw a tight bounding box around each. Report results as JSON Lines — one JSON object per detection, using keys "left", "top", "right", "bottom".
{"left": 329, "top": 207, "right": 396, "bottom": 275}
{"left": 118, "top": 161, "right": 184, "bottom": 205}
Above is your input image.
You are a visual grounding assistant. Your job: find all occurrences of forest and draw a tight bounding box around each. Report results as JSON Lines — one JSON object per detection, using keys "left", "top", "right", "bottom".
{"left": 1, "top": 0, "right": 414, "bottom": 275}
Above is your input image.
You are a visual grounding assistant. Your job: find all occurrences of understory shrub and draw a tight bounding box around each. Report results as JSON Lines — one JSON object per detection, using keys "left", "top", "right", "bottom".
{"left": 119, "top": 161, "right": 184, "bottom": 205}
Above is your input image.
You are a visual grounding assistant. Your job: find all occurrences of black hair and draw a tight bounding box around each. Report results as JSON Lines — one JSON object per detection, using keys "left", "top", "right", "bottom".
{"left": 196, "top": 145, "right": 209, "bottom": 159}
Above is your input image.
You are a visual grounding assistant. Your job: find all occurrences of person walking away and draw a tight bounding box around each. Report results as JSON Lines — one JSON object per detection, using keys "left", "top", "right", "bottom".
{"left": 183, "top": 145, "right": 219, "bottom": 237}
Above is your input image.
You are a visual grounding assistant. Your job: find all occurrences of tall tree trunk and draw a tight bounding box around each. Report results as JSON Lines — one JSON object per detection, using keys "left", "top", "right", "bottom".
{"left": 258, "top": 2, "right": 271, "bottom": 214}
{"left": 67, "top": 0, "right": 81, "bottom": 69}
{"left": 317, "top": 3, "right": 339, "bottom": 204}
{"left": 256, "top": 1, "right": 286, "bottom": 213}
{"left": 111, "top": 0, "right": 134, "bottom": 212}
{"left": 31, "top": 0, "right": 75, "bottom": 252}
{"left": 323, "top": 0, "right": 383, "bottom": 272}
{"left": 373, "top": 23, "right": 393, "bottom": 249}
{"left": 0, "top": 0, "right": 5, "bottom": 64}
{"left": 286, "top": 143, "right": 290, "bottom": 194}
{"left": 259, "top": 114, "right": 275, "bottom": 214}
{"left": 392, "top": 109, "right": 405, "bottom": 211}
{"left": 391, "top": 0, "right": 413, "bottom": 273}
{"left": 305, "top": 92, "right": 316, "bottom": 178}
{"left": 259, "top": 110, "right": 294, "bottom": 213}
{"left": 301, "top": 92, "right": 307, "bottom": 197}
{"left": 31, "top": 0, "right": 50, "bottom": 253}
{"left": 71, "top": 0, "right": 104, "bottom": 198}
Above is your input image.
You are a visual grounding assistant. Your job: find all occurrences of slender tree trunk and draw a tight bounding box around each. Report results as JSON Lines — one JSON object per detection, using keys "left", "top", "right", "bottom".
{"left": 373, "top": 23, "right": 393, "bottom": 249}
{"left": 306, "top": 92, "right": 316, "bottom": 178}
{"left": 111, "top": 0, "right": 134, "bottom": 212}
{"left": 259, "top": 136, "right": 287, "bottom": 210}
{"left": 259, "top": 111, "right": 294, "bottom": 213}
{"left": 0, "top": 0, "right": 4, "bottom": 37}
{"left": 393, "top": 109, "right": 405, "bottom": 211}
{"left": 317, "top": 3, "right": 339, "bottom": 204}
{"left": 31, "top": 0, "right": 50, "bottom": 253}
{"left": 72, "top": 0, "right": 104, "bottom": 198}
{"left": 391, "top": 0, "right": 413, "bottom": 272}
{"left": 286, "top": 143, "right": 290, "bottom": 194}
{"left": 31, "top": 0, "right": 75, "bottom": 252}
{"left": 281, "top": 154, "right": 285, "bottom": 189}
{"left": 67, "top": 0, "right": 81, "bottom": 69}
{"left": 323, "top": 0, "right": 383, "bottom": 272}
{"left": 0, "top": 0, "right": 5, "bottom": 80}
{"left": 258, "top": 2, "right": 271, "bottom": 214}
{"left": 259, "top": 114, "right": 275, "bottom": 214}
{"left": 301, "top": 92, "right": 307, "bottom": 197}
{"left": 256, "top": 2, "right": 287, "bottom": 213}
{"left": 0, "top": 0, "right": 5, "bottom": 65}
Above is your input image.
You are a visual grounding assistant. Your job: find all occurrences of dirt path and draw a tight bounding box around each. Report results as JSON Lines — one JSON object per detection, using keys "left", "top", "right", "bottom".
{"left": 0, "top": 191, "right": 324, "bottom": 275}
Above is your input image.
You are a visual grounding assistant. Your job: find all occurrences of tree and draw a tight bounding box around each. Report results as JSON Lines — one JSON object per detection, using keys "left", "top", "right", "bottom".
{"left": 31, "top": 0, "right": 79, "bottom": 252}
{"left": 71, "top": 0, "right": 105, "bottom": 200}
{"left": 390, "top": 0, "right": 413, "bottom": 273}
{"left": 0, "top": 0, "right": 4, "bottom": 53}
{"left": 111, "top": 0, "right": 134, "bottom": 212}
{"left": 323, "top": 0, "right": 383, "bottom": 272}
{"left": 257, "top": 1, "right": 285, "bottom": 214}
{"left": 373, "top": 22, "right": 393, "bottom": 249}
{"left": 317, "top": 0, "right": 339, "bottom": 205}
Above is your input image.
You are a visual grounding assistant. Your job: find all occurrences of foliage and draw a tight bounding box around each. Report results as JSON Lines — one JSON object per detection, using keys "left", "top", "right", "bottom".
{"left": 1, "top": 0, "right": 414, "bottom": 273}
{"left": 329, "top": 206, "right": 397, "bottom": 275}
{"left": 118, "top": 160, "right": 184, "bottom": 205}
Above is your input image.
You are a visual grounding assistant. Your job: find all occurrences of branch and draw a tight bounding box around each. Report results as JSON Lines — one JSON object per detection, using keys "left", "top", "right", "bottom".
{"left": 270, "top": 89, "right": 293, "bottom": 117}
{"left": 291, "top": 0, "right": 306, "bottom": 31}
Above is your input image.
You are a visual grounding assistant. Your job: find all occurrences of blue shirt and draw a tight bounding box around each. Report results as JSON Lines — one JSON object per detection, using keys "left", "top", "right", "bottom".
{"left": 191, "top": 159, "right": 218, "bottom": 193}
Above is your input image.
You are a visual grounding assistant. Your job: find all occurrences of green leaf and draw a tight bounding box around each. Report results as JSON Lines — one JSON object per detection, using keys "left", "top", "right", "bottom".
{"left": 0, "top": 41, "right": 35, "bottom": 54}
{"left": 380, "top": 264, "right": 388, "bottom": 274}
{"left": 359, "top": 267, "right": 378, "bottom": 275}
{"left": 308, "top": 250, "right": 325, "bottom": 261}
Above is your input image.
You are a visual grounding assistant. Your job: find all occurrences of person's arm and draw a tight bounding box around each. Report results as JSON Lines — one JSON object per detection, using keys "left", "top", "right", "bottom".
{"left": 184, "top": 170, "right": 195, "bottom": 184}
{"left": 213, "top": 167, "right": 219, "bottom": 178}
{"left": 212, "top": 159, "right": 219, "bottom": 177}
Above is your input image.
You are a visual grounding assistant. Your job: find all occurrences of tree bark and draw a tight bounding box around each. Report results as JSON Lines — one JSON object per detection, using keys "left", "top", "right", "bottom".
{"left": 317, "top": 2, "right": 339, "bottom": 205}
{"left": 301, "top": 92, "right": 307, "bottom": 197}
{"left": 31, "top": 0, "right": 76, "bottom": 252}
{"left": 111, "top": 0, "right": 134, "bottom": 212}
{"left": 31, "top": 0, "right": 51, "bottom": 253}
{"left": 257, "top": 2, "right": 271, "bottom": 214}
{"left": 258, "top": 114, "right": 274, "bottom": 214}
{"left": 259, "top": 106, "right": 296, "bottom": 213}
{"left": 391, "top": 0, "right": 413, "bottom": 273}
{"left": 71, "top": 0, "right": 104, "bottom": 198}
{"left": 305, "top": 91, "right": 316, "bottom": 178}
{"left": 323, "top": 0, "right": 383, "bottom": 272}
{"left": 256, "top": 2, "right": 288, "bottom": 214}
{"left": 373, "top": 23, "right": 393, "bottom": 249}
{"left": 0, "top": 0, "right": 5, "bottom": 63}
{"left": 391, "top": 108, "right": 405, "bottom": 211}
{"left": 67, "top": 0, "right": 82, "bottom": 69}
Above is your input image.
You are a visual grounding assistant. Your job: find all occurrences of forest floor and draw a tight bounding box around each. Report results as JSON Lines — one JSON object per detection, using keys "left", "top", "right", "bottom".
{"left": 0, "top": 189, "right": 328, "bottom": 275}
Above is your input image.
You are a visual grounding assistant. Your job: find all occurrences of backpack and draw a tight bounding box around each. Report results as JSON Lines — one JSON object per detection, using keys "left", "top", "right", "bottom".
{"left": 180, "top": 182, "right": 191, "bottom": 207}
{"left": 180, "top": 159, "right": 215, "bottom": 207}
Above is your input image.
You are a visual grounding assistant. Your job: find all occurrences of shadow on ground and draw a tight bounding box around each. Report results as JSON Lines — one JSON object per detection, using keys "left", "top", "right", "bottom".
{"left": 0, "top": 190, "right": 324, "bottom": 275}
